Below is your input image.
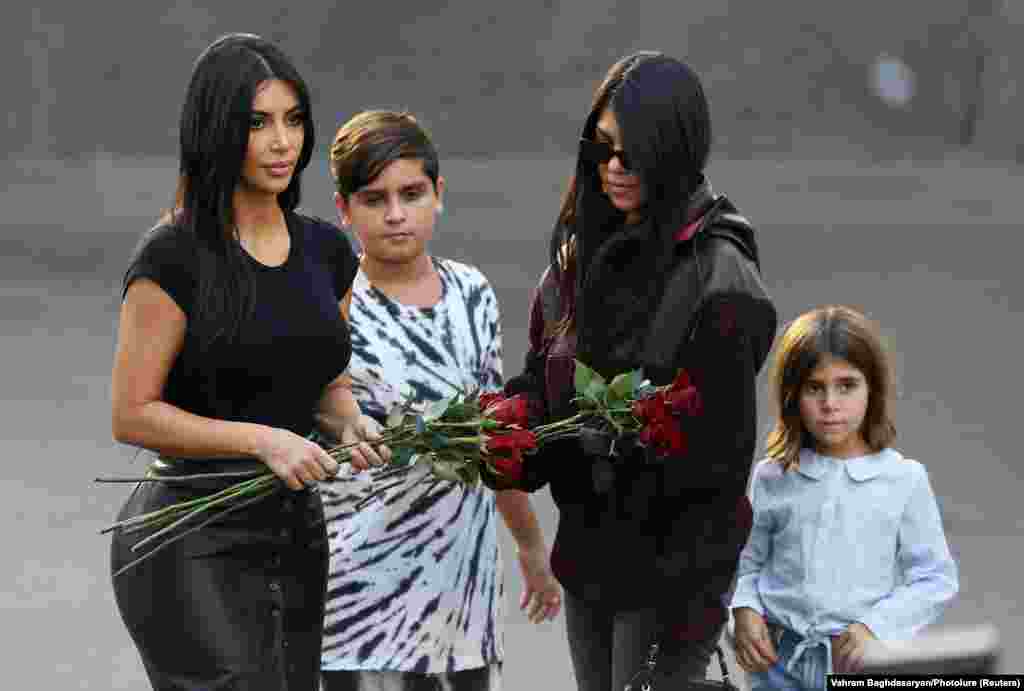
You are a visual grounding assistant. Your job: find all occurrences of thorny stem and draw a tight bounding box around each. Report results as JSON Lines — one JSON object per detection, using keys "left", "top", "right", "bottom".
{"left": 111, "top": 486, "right": 280, "bottom": 578}
{"left": 128, "top": 476, "right": 276, "bottom": 547}
{"left": 124, "top": 476, "right": 284, "bottom": 538}
{"left": 99, "top": 475, "right": 271, "bottom": 534}
{"left": 95, "top": 469, "right": 267, "bottom": 483}
{"left": 429, "top": 421, "right": 488, "bottom": 429}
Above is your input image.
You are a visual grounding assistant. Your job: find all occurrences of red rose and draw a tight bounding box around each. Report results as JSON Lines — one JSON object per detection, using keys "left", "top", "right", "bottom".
{"left": 639, "top": 419, "right": 688, "bottom": 457}
{"left": 664, "top": 369, "right": 702, "bottom": 417}
{"left": 486, "top": 429, "right": 538, "bottom": 455}
{"left": 491, "top": 452, "right": 524, "bottom": 481}
{"left": 478, "top": 392, "right": 506, "bottom": 412}
{"left": 484, "top": 394, "right": 530, "bottom": 428}
{"left": 666, "top": 385, "right": 702, "bottom": 417}
{"left": 660, "top": 423, "right": 688, "bottom": 456}
{"left": 670, "top": 369, "right": 693, "bottom": 390}
{"left": 632, "top": 392, "right": 670, "bottom": 425}
{"left": 638, "top": 421, "right": 659, "bottom": 447}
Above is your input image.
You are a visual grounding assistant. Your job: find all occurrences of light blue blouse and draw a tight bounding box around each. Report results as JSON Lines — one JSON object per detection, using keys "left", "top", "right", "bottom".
{"left": 730, "top": 447, "right": 958, "bottom": 674}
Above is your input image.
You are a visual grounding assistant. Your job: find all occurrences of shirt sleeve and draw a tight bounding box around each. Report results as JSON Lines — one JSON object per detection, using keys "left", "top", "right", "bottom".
{"left": 730, "top": 461, "right": 772, "bottom": 615}
{"left": 330, "top": 226, "right": 360, "bottom": 300}
{"left": 122, "top": 225, "right": 195, "bottom": 315}
{"left": 858, "top": 465, "right": 959, "bottom": 641}
{"left": 477, "top": 274, "right": 504, "bottom": 392}
{"left": 502, "top": 268, "right": 552, "bottom": 426}
{"left": 502, "top": 269, "right": 560, "bottom": 493}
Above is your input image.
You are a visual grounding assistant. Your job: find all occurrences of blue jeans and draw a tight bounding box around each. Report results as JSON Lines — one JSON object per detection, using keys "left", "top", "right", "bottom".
{"left": 748, "top": 626, "right": 829, "bottom": 691}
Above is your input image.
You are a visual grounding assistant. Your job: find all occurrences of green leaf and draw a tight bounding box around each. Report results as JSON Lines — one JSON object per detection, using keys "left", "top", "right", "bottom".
{"left": 431, "top": 459, "right": 461, "bottom": 483}
{"left": 455, "top": 463, "right": 480, "bottom": 487}
{"left": 604, "top": 374, "right": 627, "bottom": 407}
{"left": 574, "top": 360, "right": 605, "bottom": 396}
{"left": 390, "top": 446, "right": 416, "bottom": 467}
{"left": 575, "top": 362, "right": 607, "bottom": 403}
{"left": 442, "top": 401, "right": 478, "bottom": 423}
{"left": 583, "top": 378, "right": 607, "bottom": 405}
{"left": 606, "top": 414, "right": 625, "bottom": 435}
{"left": 571, "top": 395, "right": 597, "bottom": 410}
{"left": 422, "top": 397, "right": 450, "bottom": 422}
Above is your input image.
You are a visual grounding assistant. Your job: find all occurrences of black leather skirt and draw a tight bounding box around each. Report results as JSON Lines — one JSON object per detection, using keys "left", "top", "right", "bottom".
{"left": 109, "top": 460, "right": 327, "bottom": 690}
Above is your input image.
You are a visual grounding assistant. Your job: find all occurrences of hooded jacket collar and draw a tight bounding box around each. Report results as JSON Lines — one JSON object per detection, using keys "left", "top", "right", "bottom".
{"left": 574, "top": 181, "right": 717, "bottom": 378}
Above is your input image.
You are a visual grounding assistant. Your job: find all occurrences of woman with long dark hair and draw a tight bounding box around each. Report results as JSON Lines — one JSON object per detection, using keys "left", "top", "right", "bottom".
{"left": 503, "top": 52, "right": 779, "bottom": 690}
{"left": 108, "top": 33, "right": 387, "bottom": 689}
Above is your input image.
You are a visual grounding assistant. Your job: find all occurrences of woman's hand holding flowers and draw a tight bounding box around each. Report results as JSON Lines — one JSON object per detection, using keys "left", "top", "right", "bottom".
{"left": 257, "top": 427, "right": 340, "bottom": 491}
{"left": 99, "top": 361, "right": 705, "bottom": 574}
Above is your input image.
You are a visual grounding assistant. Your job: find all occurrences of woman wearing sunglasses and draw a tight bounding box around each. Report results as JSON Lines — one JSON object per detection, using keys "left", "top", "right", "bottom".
{"left": 501, "top": 52, "right": 778, "bottom": 691}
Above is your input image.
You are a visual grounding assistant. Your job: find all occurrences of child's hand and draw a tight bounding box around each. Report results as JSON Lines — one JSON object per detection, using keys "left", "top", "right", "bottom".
{"left": 732, "top": 607, "right": 779, "bottom": 673}
{"left": 832, "top": 623, "right": 876, "bottom": 673}
{"left": 340, "top": 414, "right": 391, "bottom": 471}
{"left": 516, "top": 546, "right": 562, "bottom": 624}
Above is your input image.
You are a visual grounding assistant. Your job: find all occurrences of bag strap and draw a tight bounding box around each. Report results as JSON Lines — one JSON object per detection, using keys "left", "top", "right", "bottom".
{"left": 623, "top": 640, "right": 735, "bottom": 691}
{"left": 623, "top": 641, "right": 661, "bottom": 691}
{"left": 711, "top": 644, "right": 732, "bottom": 686}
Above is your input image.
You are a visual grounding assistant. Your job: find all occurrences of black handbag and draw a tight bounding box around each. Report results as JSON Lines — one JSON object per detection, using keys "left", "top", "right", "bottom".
{"left": 624, "top": 641, "right": 739, "bottom": 691}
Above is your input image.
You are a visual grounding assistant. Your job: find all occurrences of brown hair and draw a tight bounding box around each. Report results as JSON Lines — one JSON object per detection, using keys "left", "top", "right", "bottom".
{"left": 765, "top": 305, "right": 897, "bottom": 470}
{"left": 329, "top": 110, "right": 439, "bottom": 198}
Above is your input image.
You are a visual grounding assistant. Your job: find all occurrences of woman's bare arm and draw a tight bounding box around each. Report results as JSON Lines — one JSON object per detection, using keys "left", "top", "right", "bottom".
{"left": 313, "top": 289, "right": 389, "bottom": 470}
{"left": 111, "top": 278, "right": 336, "bottom": 489}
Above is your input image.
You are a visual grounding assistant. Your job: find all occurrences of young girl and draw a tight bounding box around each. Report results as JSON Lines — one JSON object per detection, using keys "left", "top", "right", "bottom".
{"left": 731, "top": 305, "right": 959, "bottom": 689}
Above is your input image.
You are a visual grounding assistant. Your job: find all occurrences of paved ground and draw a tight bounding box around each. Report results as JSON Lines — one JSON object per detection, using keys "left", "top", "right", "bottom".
{"left": 3, "top": 153, "right": 1021, "bottom": 688}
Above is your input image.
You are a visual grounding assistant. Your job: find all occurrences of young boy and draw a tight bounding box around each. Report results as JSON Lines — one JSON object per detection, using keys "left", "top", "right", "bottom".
{"left": 319, "top": 110, "right": 561, "bottom": 691}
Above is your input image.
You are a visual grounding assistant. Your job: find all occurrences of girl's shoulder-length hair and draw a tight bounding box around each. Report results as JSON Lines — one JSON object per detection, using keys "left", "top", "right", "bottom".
{"left": 765, "top": 304, "right": 897, "bottom": 471}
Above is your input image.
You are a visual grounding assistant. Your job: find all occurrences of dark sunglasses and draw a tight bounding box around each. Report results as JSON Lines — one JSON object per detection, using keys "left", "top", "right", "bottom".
{"left": 579, "top": 138, "right": 634, "bottom": 171}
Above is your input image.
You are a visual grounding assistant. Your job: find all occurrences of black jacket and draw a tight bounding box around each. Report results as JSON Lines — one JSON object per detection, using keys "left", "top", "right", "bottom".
{"left": 505, "top": 185, "right": 777, "bottom": 612}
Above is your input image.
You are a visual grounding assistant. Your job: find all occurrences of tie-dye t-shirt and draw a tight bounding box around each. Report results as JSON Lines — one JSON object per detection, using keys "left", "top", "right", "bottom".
{"left": 320, "top": 257, "right": 505, "bottom": 673}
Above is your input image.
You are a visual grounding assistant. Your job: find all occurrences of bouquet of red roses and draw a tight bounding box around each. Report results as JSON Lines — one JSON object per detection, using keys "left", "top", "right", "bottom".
{"left": 472, "top": 361, "right": 704, "bottom": 489}
{"left": 98, "top": 360, "right": 702, "bottom": 575}
{"left": 99, "top": 387, "right": 562, "bottom": 575}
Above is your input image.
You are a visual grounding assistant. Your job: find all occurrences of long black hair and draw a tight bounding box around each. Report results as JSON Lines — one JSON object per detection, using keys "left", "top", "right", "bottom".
{"left": 161, "top": 33, "right": 315, "bottom": 350}
{"left": 549, "top": 51, "right": 712, "bottom": 335}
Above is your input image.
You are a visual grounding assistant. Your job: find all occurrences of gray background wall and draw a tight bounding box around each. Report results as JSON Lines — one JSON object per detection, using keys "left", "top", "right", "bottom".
{"left": 11, "top": 0, "right": 1024, "bottom": 162}
{"left": 4, "top": 2, "right": 1023, "bottom": 688}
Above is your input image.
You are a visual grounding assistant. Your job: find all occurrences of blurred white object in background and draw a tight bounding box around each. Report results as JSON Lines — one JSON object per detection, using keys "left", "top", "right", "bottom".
{"left": 862, "top": 625, "right": 1000, "bottom": 674}
{"left": 872, "top": 54, "right": 916, "bottom": 108}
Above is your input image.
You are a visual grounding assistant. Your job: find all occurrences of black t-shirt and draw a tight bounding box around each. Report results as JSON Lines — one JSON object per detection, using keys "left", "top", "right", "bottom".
{"left": 123, "top": 212, "right": 359, "bottom": 437}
